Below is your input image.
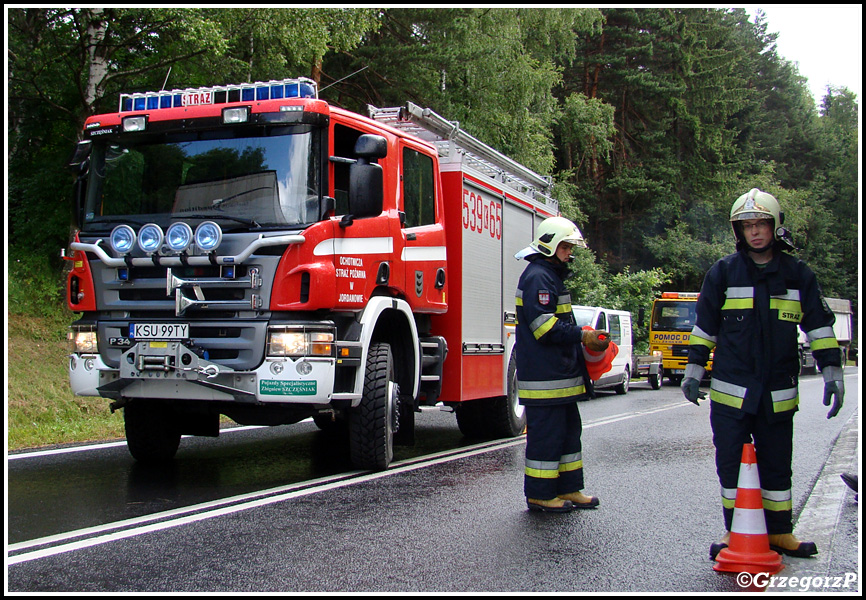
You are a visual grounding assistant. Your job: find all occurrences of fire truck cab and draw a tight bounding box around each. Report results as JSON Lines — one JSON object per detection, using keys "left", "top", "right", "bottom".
{"left": 65, "top": 78, "right": 558, "bottom": 470}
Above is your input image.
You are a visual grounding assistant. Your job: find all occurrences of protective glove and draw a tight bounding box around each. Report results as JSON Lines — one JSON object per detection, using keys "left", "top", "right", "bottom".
{"left": 681, "top": 364, "right": 707, "bottom": 405}
{"left": 581, "top": 329, "right": 610, "bottom": 352}
{"left": 681, "top": 378, "right": 704, "bottom": 405}
{"left": 822, "top": 366, "right": 845, "bottom": 419}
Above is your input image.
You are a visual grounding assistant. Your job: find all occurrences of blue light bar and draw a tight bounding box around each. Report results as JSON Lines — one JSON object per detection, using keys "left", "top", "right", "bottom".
{"left": 119, "top": 77, "right": 318, "bottom": 112}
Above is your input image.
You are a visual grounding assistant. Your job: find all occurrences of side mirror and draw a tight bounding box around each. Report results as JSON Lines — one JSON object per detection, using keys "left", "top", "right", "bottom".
{"left": 354, "top": 134, "right": 387, "bottom": 160}
{"left": 348, "top": 162, "right": 383, "bottom": 221}
{"left": 346, "top": 135, "right": 387, "bottom": 223}
{"left": 68, "top": 140, "right": 92, "bottom": 170}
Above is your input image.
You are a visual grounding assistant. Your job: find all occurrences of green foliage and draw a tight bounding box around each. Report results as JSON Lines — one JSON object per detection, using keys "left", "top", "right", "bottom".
{"left": 321, "top": 8, "right": 603, "bottom": 175}
{"left": 643, "top": 222, "right": 732, "bottom": 290}
{"left": 198, "top": 8, "right": 380, "bottom": 84}
{"left": 7, "top": 254, "right": 72, "bottom": 330}
{"left": 8, "top": 311, "right": 125, "bottom": 450}
{"left": 567, "top": 249, "right": 668, "bottom": 349}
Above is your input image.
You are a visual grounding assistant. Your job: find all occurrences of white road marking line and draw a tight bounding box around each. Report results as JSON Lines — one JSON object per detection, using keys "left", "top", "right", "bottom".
{"left": 8, "top": 401, "right": 690, "bottom": 565}
{"left": 7, "top": 425, "right": 267, "bottom": 460}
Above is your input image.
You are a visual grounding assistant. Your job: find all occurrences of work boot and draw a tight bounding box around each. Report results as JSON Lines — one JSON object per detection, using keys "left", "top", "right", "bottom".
{"left": 526, "top": 497, "right": 574, "bottom": 513}
{"left": 710, "top": 531, "right": 730, "bottom": 560}
{"left": 768, "top": 533, "right": 818, "bottom": 558}
{"left": 557, "top": 491, "right": 599, "bottom": 509}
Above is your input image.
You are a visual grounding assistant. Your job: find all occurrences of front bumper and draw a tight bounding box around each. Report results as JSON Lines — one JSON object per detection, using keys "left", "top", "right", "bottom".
{"left": 69, "top": 340, "right": 356, "bottom": 404}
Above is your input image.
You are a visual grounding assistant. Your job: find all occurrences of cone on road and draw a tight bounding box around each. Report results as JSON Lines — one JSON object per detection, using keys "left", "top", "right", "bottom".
{"left": 713, "top": 443, "right": 783, "bottom": 575}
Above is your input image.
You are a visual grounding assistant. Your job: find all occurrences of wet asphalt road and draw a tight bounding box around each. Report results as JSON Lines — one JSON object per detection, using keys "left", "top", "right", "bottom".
{"left": 6, "top": 371, "right": 858, "bottom": 592}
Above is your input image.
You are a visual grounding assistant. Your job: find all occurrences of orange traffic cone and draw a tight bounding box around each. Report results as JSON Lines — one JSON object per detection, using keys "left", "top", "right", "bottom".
{"left": 714, "top": 443, "right": 783, "bottom": 575}
{"left": 581, "top": 326, "right": 618, "bottom": 381}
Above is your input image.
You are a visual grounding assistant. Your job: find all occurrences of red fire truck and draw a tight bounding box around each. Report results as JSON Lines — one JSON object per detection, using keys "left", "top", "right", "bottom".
{"left": 65, "top": 77, "right": 558, "bottom": 469}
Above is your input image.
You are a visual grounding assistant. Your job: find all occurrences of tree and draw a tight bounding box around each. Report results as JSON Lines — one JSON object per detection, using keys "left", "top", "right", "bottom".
{"left": 321, "top": 8, "right": 603, "bottom": 175}
{"left": 560, "top": 8, "right": 757, "bottom": 276}
{"left": 814, "top": 86, "right": 859, "bottom": 302}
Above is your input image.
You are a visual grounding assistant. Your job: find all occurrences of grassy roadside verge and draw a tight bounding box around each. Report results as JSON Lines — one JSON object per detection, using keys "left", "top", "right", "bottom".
{"left": 7, "top": 312, "right": 125, "bottom": 450}
{"left": 7, "top": 256, "right": 124, "bottom": 451}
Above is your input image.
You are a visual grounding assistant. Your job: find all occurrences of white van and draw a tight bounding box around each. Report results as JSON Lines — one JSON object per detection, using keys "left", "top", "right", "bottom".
{"left": 571, "top": 305, "right": 634, "bottom": 394}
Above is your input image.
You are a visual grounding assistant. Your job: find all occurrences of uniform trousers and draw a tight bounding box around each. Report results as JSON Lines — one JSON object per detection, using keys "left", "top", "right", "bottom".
{"left": 524, "top": 403, "right": 584, "bottom": 500}
{"left": 710, "top": 404, "right": 794, "bottom": 534}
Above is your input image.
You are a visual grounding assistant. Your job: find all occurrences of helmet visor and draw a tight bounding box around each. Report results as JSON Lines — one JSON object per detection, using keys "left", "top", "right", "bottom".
{"left": 731, "top": 211, "right": 773, "bottom": 222}
{"left": 560, "top": 232, "right": 587, "bottom": 248}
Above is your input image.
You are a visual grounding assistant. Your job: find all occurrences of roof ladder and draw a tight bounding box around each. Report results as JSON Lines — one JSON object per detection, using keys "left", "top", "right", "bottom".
{"left": 368, "top": 102, "right": 556, "bottom": 211}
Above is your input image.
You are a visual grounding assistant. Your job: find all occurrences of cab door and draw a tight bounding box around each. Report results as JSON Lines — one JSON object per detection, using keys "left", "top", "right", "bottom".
{"left": 400, "top": 141, "right": 447, "bottom": 313}
{"left": 327, "top": 120, "right": 401, "bottom": 309}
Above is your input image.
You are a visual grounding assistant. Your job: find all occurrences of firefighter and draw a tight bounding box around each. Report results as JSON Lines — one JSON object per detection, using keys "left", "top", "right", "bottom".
{"left": 682, "top": 188, "right": 844, "bottom": 558}
{"left": 515, "top": 216, "right": 609, "bottom": 512}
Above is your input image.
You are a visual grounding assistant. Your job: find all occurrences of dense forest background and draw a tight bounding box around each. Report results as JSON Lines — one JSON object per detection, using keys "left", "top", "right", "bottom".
{"left": 7, "top": 8, "right": 859, "bottom": 336}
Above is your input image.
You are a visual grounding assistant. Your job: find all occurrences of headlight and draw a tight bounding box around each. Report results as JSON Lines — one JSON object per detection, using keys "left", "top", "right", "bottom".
{"left": 138, "top": 223, "right": 164, "bottom": 254}
{"left": 269, "top": 331, "right": 306, "bottom": 357}
{"left": 110, "top": 225, "right": 136, "bottom": 255}
{"left": 222, "top": 106, "right": 250, "bottom": 124}
{"left": 69, "top": 328, "right": 98, "bottom": 353}
{"left": 166, "top": 222, "right": 193, "bottom": 253}
{"left": 195, "top": 221, "right": 222, "bottom": 252}
{"left": 267, "top": 329, "right": 335, "bottom": 357}
{"left": 122, "top": 115, "right": 147, "bottom": 132}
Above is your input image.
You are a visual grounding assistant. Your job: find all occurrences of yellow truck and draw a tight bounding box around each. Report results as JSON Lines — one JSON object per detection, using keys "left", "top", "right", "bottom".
{"left": 647, "top": 292, "right": 709, "bottom": 386}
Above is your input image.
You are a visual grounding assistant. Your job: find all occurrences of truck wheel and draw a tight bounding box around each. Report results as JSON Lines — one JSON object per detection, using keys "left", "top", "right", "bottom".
{"left": 488, "top": 352, "right": 526, "bottom": 437}
{"left": 455, "top": 400, "right": 486, "bottom": 438}
{"left": 349, "top": 343, "right": 398, "bottom": 470}
{"left": 649, "top": 372, "right": 661, "bottom": 390}
{"left": 614, "top": 366, "right": 630, "bottom": 395}
{"left": 124, "top": 402, "right": 181, "bottom": 463}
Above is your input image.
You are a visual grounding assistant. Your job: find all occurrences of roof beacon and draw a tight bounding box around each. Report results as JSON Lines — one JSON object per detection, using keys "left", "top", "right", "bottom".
{"left": 119, "top": 77, "right": 318, "bottom": 112}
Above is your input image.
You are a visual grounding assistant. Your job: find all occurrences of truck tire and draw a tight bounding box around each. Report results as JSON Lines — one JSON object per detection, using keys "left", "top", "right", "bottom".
{"left": 455, "top": 400, "right": 486, "bottom": 438}
{"left": 349, "top": 343, "right": 398, "bottom": 470}
{"left": 488, "top": 352, "right": 526, "bottom": 437}
{"left": 649, "top": 371, "right": 661, "bottom": 390}
{"left": 614, "top": 366, "right": 630, "bottom": 395}
{"left": 124, "top": 401, "right": 181, "bottom": 463}
{"left": 456, "top": 353, "right": 526, "bottom": 439}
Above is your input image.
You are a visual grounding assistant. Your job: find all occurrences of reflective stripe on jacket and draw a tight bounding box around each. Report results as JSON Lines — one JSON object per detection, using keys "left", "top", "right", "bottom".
{"left": 687, "top": 250, "right": 840, "bottom": 419}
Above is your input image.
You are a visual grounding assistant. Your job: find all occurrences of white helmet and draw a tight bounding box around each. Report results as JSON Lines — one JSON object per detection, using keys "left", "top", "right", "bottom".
{"left": 730, "top": 188, "right": 790, "bottom": 249}
{"left": 516, "top": 216, "right": 586, "bottom": 259}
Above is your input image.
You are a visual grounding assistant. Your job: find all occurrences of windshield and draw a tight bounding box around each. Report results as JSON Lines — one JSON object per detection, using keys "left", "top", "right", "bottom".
{"left": 651, "top": 300, "right": 697, "bottom": 332}
{"left": 80, "top": 125, "right": 321, "bottom": 232}
{"left": 572, "top": 308, "right": 596, "bottom": 327}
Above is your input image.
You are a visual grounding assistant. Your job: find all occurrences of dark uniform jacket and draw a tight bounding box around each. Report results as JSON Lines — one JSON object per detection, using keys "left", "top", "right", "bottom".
{"left": 687, "top": 249, "right": 840, "bottom": 421}
{"left": 515, "top": 255, "right": 591, "bottom": 406}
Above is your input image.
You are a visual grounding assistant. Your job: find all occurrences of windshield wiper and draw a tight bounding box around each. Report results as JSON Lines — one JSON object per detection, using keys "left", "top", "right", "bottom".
{"left": 210, "top": 187, "right": 272, "bottom": 208}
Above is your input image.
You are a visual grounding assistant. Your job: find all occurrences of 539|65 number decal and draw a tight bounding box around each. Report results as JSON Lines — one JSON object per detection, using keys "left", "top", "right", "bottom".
{"left": 462, "top": 188, "right": 501, "bottom": 239}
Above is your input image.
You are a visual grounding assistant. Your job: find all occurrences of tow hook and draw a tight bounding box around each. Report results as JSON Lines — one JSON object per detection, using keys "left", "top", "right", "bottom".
{"left": 199, "top": 365, "right": 220, "bottom": 379}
